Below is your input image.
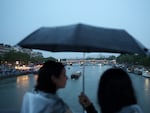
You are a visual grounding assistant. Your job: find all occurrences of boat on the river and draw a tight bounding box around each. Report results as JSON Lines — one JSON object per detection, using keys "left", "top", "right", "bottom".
{"left": 70, "top": 71, "right": 81, "bottom": 80}
{"left": 142, "top": 70, "right": 150, "bottom": 78}
{"left": 134, "top": 68, "right": 143, "bottom": 75}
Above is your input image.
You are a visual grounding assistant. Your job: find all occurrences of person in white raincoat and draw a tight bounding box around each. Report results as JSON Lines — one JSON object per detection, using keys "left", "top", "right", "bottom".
{"left": 21, "top": 60, "right": 73, "bottom": 113}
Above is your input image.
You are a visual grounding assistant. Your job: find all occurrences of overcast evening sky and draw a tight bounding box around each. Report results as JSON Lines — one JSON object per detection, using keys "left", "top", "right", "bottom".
{"left": 0, "top": 0, "right": 150, "bottom": 59}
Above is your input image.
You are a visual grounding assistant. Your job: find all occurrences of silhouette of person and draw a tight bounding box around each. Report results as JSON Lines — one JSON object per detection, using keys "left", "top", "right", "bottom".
{"left": 21, "top": 60, "right": 73, "bottom": 113}
{"left": 79, "top": 68, "right": 143, "bottom": 113}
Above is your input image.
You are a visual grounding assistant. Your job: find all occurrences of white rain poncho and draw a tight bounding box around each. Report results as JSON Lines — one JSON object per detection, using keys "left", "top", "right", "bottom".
{"left": 20, "top": 91, "right": 72, "bottom": 113}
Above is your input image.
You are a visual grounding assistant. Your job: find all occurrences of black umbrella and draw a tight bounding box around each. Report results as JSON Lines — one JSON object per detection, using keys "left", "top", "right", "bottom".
{"left": 17, "top": 23, "right": 149, "bottom": 93}
{"left": 18, "top": 23, "right": 149, "bottom": 55}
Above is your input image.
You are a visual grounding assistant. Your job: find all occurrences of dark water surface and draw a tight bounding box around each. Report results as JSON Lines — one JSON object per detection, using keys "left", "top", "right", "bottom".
{"left": 0, "top": 65, "right": 150, "bottom": 113}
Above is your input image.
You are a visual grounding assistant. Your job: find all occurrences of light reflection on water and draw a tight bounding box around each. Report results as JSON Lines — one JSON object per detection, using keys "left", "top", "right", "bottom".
{"left": 17, "top": 75, "right": 29, "bottom": 87}
{"left": 0, "top": 65, "right": 150, "bottom": 113}
{"left": 145, "top": 78, "right": 150, "bottom": 89}
{"left": 144, "top": 78, "right": 150, "bottom": 95}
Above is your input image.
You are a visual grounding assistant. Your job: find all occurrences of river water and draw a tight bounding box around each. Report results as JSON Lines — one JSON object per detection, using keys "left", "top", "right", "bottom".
{"left": 0, "top": 65, "right": 150, "bottom": 113}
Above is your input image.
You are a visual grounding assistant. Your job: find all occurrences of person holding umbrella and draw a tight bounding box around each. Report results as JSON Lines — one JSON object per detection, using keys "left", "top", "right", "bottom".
{"left": 20, "top": 60, "right": 73, "bottom": 113}
{"left": 79, "top": 68, "right": 143, "bottom": 113}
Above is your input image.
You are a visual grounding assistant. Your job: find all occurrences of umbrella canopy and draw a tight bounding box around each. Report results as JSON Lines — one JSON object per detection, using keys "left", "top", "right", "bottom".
{"left": 18, "top": 23, "right": 149, "bottom": 55}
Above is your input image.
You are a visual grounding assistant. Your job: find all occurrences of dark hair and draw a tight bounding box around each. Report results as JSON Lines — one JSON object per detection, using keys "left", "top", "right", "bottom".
{"left": 98, "top": 68, "right": 137, "bottom": 113}
{"left": 35, "top": 60, "right": 65, "bottom": 94}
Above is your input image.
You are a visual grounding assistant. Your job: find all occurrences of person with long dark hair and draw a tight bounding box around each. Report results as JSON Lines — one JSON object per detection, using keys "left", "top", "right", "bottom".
{"left": 79, "top": 68, "right": 143, "bottom": 113}
{"left": 21, "top": 60, "right": 73, "bottom": 113}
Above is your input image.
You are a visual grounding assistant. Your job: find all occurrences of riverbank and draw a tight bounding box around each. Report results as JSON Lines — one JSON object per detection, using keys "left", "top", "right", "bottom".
{"left": 0, "top": 64, "right": 38, "bottom": 80}
{"left": 0, "top": 71, "right": 37, "bottom": 80}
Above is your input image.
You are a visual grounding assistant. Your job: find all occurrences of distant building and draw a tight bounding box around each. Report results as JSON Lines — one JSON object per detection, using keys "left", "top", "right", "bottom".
{"left": 13, "top": 46, "right": 43, "bottom": 58}
{"left": 31, "top": 51, "right": 43, "bottom": 58}
{"left": 0, "top": 43, "right": 13, "bottom": 56}
{"left": 0, "top": 44, "right": 43, "bottom": 58}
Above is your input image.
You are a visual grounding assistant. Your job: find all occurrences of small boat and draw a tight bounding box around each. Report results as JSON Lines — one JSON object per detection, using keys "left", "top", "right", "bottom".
{"left": 126, "top": 67, "right": 134, "bottom": 73}
{"left": 134, "top": 68, "right": 143, "bottom": 75}
{"left": 71, "top": 71, "right": 81, "bottom": 80}
{"left": 142, "top": 70, "right": 150, "bottom": 78}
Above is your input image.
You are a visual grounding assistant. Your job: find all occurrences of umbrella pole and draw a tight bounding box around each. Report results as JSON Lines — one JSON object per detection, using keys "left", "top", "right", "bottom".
{"left": 82, "top": 53, "right": 86, "bottom": 113}
{"left": 82, "top": 53, "right": 85, "bottom": 93}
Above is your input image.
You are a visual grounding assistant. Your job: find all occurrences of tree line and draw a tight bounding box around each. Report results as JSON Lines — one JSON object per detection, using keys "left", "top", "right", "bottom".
{"left": 0, "top": 50, "right": 150, "bottom": 67}
{"left": 116, "top": 54, "right": 150, "bottom": 67}
{"left": 86, "top": 54, "right": 150, "bottom": 67}
{"left": 0, "top": 50, "right": 56, "bottom": 66}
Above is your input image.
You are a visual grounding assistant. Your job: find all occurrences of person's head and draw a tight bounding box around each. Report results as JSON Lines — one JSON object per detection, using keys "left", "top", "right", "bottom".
{"left": 97, "top": 68, "right": 137, "bottom": 113}
{"left": 35, "top": 60, "right": 67, "bottom": 94}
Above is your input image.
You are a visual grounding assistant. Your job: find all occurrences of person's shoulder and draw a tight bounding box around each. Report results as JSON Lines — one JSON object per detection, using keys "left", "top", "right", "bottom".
{"left": 23, "top": 92, "right": 34, "bottom": 98}
{"left": 117, "top": 104, "right": 143, "bottom": 113}
{"left": 130, "top": 104, "right": 143, "bottom": 113}
{"left": 24, "top": 91, "right": 59, "bottom": 104}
